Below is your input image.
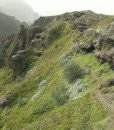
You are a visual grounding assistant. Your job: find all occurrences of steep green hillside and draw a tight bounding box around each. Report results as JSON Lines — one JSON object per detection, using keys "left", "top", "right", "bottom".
{"left": 0, "top": 11, "right": 114, "bottom": 130}
{"left": 0, "top": 12, "right": 21, "bottom": 41}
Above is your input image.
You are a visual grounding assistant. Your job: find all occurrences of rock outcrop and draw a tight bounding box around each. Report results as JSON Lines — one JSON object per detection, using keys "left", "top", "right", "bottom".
{"left": 73, "top": 23, "right": 88, "bottom": 32}
{"left": 26, "top": 26, "right": 44, "bottom": 44}
{"left": 9, "top": 50, "right": 28, "bottom": 78}
{"left": 93, "top": 23, "right": 114, "bottom": 70}
{"left": 16, "top": 25, "right": 27, "bottom": 50}
{"left": 0, "top": 24, "right": 46, "bottom": 77}
{"left": 9, "top": 49, "right": 43, "bottom": 77}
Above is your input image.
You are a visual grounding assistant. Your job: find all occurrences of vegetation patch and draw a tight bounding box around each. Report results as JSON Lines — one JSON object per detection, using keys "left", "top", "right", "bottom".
{"left": 52, "top": 82, "right": 69, "bottom": 105}
{"left": 63, "top": 60, "right": 84, "bottom": 83}
{"left": 32, "top": 100, "right": 54, "bottom": 115}
{"left": 67, "top": 79, "right": 87, "bottom": 101}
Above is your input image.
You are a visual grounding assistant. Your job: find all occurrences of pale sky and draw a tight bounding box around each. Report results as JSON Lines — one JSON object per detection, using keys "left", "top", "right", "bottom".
{"left": 24, "top": 0, "right": 114, "bottom": 16}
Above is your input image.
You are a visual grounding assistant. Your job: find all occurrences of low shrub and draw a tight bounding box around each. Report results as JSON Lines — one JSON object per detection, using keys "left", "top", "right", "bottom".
{"left": 52, "top": 82, "right": 69, "bottom": 105}
{"left": 64, "top": 60, "right": 84, "bottom": 83}
{"left": 32, "top": 100, "right": 53, "bottom": 115}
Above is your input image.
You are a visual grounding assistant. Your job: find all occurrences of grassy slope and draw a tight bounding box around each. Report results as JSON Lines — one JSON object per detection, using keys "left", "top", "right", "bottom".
{"left": 0, "top": 13, "right": 114, "bottom": 130}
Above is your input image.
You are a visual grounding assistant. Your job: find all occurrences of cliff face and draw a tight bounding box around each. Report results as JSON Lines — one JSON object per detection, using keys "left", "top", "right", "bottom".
{"left": 0, "top": 0, "right": 39, "bottom": 23}
{"left": 0, "top": 11, "right": 114, "bottom": 130}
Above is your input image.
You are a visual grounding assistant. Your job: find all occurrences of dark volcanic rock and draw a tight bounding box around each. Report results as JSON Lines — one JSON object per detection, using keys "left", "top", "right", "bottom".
{"left": 79, "top": 43, "right": 95, "bottom": 53}
{"left": 10, "top": 52, "right": 27, "bottom": 77}
{"left": 9, "top": 50, "right": 33, "bottom": 77}
{"left": 74, "top": 42, "right": 95, "bottom": 54}
{"left": 73, "top": 23, "right": 88, "bottom": 32}
{"left": 9, "top": 49, "right": 42, "bottom": 78}
{"left": 27, "top": 26, "right": 44, "bottom": 44}
{"left": 72, "top": 12, "right": 85, "bottom": 19}
{"left": 93, "top": 23, "right": 114, "bottom": 70}
{"left": 16, "top": 25, "right": 27, "bottom": 50}
{"left": 31, "top": 31, "right": 50, "bottom": 48}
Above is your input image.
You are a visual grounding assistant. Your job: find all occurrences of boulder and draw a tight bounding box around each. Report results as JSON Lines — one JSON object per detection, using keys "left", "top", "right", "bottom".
{"left": 74, "top": 42, "right": 95, "bottom": 54}
{"left": 79, "top": 43, "right": 95, "bottom": 53}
